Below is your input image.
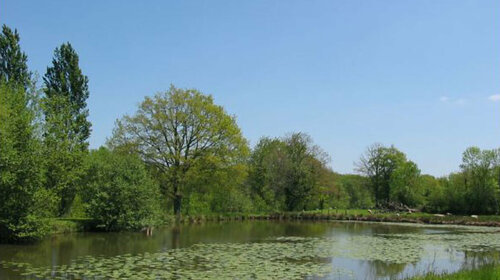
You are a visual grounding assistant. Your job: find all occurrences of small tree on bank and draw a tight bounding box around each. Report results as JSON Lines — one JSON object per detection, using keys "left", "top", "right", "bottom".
{"left": 109, "top": 85, "right": 248, "bottom": 216}
{"left": 81, "top": 148, "right": 161, "bottom": 231}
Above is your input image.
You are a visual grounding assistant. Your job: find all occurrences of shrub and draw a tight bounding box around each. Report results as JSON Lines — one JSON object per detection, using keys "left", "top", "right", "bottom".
{"left": 81, "top": 147, "right": 161, "bottom": 231}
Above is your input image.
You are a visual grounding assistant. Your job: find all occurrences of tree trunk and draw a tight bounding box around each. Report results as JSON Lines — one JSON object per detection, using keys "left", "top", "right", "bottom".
{"left": 173, "top": 194, "right": 182, "bottom": 218}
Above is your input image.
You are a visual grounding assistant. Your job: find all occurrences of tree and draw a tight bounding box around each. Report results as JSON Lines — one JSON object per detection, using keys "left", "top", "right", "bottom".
{"left": 109, "top": 85, "right": 248, "bottom": 216}
{"left": 0, "top": 25, "right": 31, "bottom": 88}
{"left": 314, "top": 168, "right": 348, "bottom": 210}
{"left": 492, "top": 149, "right": 500, "bottom": 212}
{"left": 247, "top": 137, "right": 288, "bottom": 211}
{"left": 460, "top": 147, "right": 499, "bottom": 214}
{"left": 337, "top": 174, "right": 373, "bottom": 209}
{"left": 181, "top": 154, "right": 251, "bottom": 215}
{"left": 419, "top": 175, "right": 445, "bottom": 213}
{"left": 356, "top": 143, "right": 407, "bottom": 205}
{"left": 42, "top": 43, "right": 91, "bottom": 215}
{"left": 442, "top": 173, "right": 468, "bottom": 214}
{"left": 247, "top": 133, "right": 331, "bottom": 212}
{"left": 42, "top": 95, "right": 87, "bottom": 215}
{"left": 283, "top": 133, "right": 330, "bottom": 211}
{"left": 0, "top": 83, "right": 47, "bottom": 242}
{"left": 81, "top": 148, "right": 161, "bottom": 231}
{"left": 389, "top": 161, "right": 421, "bottom": 207}
{"left": 43, "top": 42, "right": 91, "bottom": 147}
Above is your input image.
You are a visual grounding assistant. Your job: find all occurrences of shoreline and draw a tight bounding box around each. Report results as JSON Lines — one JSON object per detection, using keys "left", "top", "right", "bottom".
{"left": 174, "top": 210, "right": 500, "bottom": 228}
{"left": 49, "top": 210, "right": 500, "bottom": 236}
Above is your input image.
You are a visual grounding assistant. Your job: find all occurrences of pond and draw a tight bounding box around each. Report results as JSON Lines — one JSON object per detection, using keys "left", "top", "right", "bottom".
{"left": 1, "top": 220, "right": 500, "bottom": 279}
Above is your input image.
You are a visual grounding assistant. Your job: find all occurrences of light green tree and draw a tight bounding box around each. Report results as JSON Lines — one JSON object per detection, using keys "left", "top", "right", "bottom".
{"left": 109, "top": 85, "right": 249, "bottom": 216}
{"left": 42, "top": 95, "right": 87, "bottom": 215}
{"left": 460, "top": 147, "right": 499, "bottom": 214}
{"left": 389, "top": 161, "right": 421, "bottom": 207}
{"left": 182, "top": 155, "right": 251, "bottom": 214}
{"left": 81, "top": 147, "right": 161, "bottom": 231}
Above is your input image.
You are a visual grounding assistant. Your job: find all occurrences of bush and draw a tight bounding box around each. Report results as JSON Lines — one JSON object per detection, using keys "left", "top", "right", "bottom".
{"left": 66, "top": 194, "right": 87, "bottom": 218}
{"left": 32, "top": 187, "right": 59, "bottom": 218}
{"left": 81, "top": 147, "right": 161, "bottom": 231}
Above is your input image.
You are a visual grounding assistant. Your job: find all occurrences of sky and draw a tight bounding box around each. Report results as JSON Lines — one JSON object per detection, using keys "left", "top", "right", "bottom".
{"left": 2, "top": 0, "right": 499, "bottom": 176}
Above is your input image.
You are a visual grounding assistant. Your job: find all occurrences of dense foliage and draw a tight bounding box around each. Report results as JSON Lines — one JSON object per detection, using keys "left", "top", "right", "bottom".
{"left": 1, "top": 24, "right": 499, "bottom": 243}
{"left": 0, "top": 84, "right": 48, "bottom": 242}
{"left": 81, "top": 148, "right": 161, "bottom": 231}
{"left": 247, "top": 133, "right": 340, "bottom": 212}
{"left": 42, "top": 43, "right": 91, "bottom": 216}
{"left": 424, "top": 147, "right": 500, "bottom": 215}
{"left": 0, "top": 25, "right": 31, "bottom": 89}
{"left": 109, "top": 85, "right": 249, "bottom": 216}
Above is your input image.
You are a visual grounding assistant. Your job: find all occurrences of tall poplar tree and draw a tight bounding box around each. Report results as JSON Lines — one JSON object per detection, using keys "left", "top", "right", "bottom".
{"left": 44, "top": 42, "right": 91, "bottom": 147}
{"left": 43, "top": 43, "right": 91, "bottom": 215}
{"left": 0, "top": 25, "right": 31, "bottom": 89}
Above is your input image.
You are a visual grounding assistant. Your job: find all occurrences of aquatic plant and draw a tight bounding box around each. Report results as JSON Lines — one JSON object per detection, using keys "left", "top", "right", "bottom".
{"left": 1, "top": 225, "right": 499, "bottom": 279}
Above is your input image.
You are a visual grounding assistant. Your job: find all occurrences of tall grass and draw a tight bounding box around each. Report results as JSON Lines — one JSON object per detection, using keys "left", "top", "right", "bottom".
{"left": 411, "top": 265, "right": 500, "bottom": 280}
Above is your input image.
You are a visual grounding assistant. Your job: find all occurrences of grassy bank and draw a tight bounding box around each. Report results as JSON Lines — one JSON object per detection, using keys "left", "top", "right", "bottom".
{"left": 47, "top": 209, "right": 500, "bottom": 235}
{"left": 411, "top": 265, "right": 500, "bottom": 279}
{"left": 49, "top": 218, "right": 94, "bottom": 234}
{"left": 176, "top": 209, "right": 500, "bottom": 227}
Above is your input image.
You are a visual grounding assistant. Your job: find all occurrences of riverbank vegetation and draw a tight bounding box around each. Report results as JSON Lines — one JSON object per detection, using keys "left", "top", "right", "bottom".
{"left": 1, "top": 24, "right": 500, "bottom": 243}
{"left": 410, "top": 265, "right": 500, "bottom": 280}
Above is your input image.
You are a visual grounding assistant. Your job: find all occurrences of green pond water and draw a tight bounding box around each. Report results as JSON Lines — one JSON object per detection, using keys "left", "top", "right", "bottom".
{"left": 1, "top": 221, "right": 500, "bottom": 279}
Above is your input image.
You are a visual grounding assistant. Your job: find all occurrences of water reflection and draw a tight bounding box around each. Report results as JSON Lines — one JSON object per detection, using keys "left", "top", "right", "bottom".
{"left": 0, "top": 221, "right": 499, "bottom": 279}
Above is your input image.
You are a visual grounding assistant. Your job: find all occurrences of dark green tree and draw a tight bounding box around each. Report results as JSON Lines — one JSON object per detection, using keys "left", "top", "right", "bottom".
{"left": 247, "top": 137, "right": 288, "bottom": 211}
{"left": 356, "top": 144, "right": 407, "bottom": 205}
{"left": 247, "top": 133, "right": 331, "bottom": 212}
{"left": 419, "top": 175, "right": 445, "bottom": 213}
{"left": 0, "top": 25, "right": 31, "bottom": 88}
{"left": 337, "top": 174, "right": 373, "bottom": 209}
{"left": 43, "top": 42, "right": 91, "bottom": 147}
{"left": 283, "top": 133, "right": 330, "bottom": 211}
{"left": 42, "top": 43, "right": 91, "bottom": 215}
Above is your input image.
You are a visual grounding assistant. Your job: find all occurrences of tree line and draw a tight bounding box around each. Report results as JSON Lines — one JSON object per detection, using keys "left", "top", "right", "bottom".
{"left": 1, "top": 25, "right": 499, "bottom": 243}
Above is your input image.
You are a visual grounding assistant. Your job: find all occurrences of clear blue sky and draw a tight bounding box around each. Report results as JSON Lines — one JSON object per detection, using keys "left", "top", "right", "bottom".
{"left": 2, "top": 0, "right": 499, "bottom": 176}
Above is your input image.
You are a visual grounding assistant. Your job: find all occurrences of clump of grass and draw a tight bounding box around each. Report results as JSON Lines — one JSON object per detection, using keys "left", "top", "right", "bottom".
{"left": 49, "top": 218, "right": 93, "bottom": 234}
{"left": 411, "top": 265, "right": 500, "bottom": 280}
